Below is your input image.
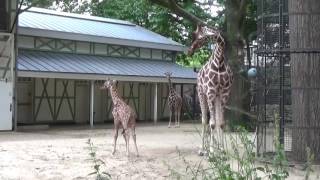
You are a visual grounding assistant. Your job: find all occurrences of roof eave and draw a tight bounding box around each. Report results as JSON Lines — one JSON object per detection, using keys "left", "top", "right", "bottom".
{"left": 18, "top": 27, "right": 188, "bottom": 52}
{"left": 18, "top": 70, "right": 196, "bottom": 84}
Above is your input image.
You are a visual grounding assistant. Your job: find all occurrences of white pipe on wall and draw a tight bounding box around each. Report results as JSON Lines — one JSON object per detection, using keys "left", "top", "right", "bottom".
{"left": 90, "top": 80, "right": 94, "bottom": 127}
{"left": 153, "top": 83, "right": 158, "bottom": 124}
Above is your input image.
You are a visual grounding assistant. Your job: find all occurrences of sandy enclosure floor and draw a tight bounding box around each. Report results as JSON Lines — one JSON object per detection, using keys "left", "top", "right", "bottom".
{"left": 0, "top": 122, "right": 204, "bottom": 180}
{"left": 0, "top": 122, "right": 319, "bottom": 180}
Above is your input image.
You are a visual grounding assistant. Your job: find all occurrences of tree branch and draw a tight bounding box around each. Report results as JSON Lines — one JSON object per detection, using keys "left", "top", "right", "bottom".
{"left": 149, "top": 0, "right": 208, "bottom": 26}
{"left": 20, "top": 0, "right": 42, "bottom": 13}
{"left": 10, "top": 0, "right": 24, "bottom": 33}
{"left": 10, "top": 0, "right": 44, "bottom": 33}
{"left": 195, "top": 1, "right": 221, "bottom": 7}
{"left": 238, "top": 0, "right": 248, "bottom": 37}
{"left": 239, "top": 0, "right": 247, "bottom": 17}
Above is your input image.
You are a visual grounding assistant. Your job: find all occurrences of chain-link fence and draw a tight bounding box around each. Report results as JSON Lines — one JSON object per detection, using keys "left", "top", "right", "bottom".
{"left": 254, "top": 0, "right": 292, "bottom": 155}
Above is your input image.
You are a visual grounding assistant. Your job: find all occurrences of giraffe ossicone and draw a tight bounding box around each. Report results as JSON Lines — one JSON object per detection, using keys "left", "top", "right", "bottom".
{"left": 101, "top": 78, "right": 139, "bottom": 157}
{"left": 188, "top": 24, "right": 233, "bottom": 155}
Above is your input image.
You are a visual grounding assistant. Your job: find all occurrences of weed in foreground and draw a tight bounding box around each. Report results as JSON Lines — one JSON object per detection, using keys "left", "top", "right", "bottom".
{"left": 166, "top": 112, "right": 315, "bottom": 180}
{"left": 86, "top": 138, "right": 111, "bottom": 180}
{"left": 304, "top": 147, "right": 314, "bottom": 180}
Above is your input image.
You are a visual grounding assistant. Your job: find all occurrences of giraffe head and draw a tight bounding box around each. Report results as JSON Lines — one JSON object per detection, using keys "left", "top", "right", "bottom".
{"left": 101, "top": 78, "right": 117, "bottom": 90}
{"left": 164, "top": 72, "right": 172, "bottom": 79}
{"left": 188, "top": 24, "right": 223, "bottom": 56}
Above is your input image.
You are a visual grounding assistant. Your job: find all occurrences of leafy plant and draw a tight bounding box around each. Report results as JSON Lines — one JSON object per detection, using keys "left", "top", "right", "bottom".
{"left": 166, "top": 116, "right": 296, "bottom": 180}
{"left": 304, "top": 147, "right": 314, "bottom": 180}
{"left": 254, "top": 117, "right": 288, "bottom": 180}
{"left": 177, "top": 48, "right": 211, "bottom": 68}
{"left": 86, "top": 138, "right": 111, "bottom": 180}
{"left": 265, "top": 112, "right": 289, "bottom": 180}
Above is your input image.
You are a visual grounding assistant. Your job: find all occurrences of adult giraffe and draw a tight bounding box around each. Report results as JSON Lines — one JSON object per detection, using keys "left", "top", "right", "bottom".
{"left": 188, "top": 25, "right": 233, "bottom": 155}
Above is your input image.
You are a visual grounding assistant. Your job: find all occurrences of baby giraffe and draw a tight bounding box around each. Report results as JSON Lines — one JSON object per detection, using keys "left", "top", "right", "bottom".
{"left": 101, "top": 79, "right": 139, "bottom": 157}
{"left": 164, "top": 72, "right": 182, "bottom": 128}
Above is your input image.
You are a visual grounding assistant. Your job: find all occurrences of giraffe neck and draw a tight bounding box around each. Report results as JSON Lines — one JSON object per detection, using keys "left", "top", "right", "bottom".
{"left": 209, "top": 34, "right": 226, "bottom": 69}
{"left": 109, "top": 87, "right": 123, "bottom": 105}
{"left": 167, "top": 77, "right": 175, "bottom": 95}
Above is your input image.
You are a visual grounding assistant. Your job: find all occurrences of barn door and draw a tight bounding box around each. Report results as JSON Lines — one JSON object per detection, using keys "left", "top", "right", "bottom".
{"left": 0, "top": 33, "right": 14, "bottom": 130}
{"left": 0, "top": 81, "right": 12, "bottom": 130}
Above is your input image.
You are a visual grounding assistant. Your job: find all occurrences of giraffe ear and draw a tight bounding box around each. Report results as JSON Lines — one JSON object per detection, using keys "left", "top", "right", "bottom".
{"left": 196, "top": 24, "right": 202, "bottom": 32}
{"left": 112, "top": 79, "right": 117, "bottom": 84}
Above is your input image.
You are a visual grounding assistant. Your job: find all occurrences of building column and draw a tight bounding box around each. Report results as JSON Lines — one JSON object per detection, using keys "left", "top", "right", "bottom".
{"left": 90, "top": 80, "right": 95, "bottom": 128}
{"left": 192, "top": 84, "right": 196, "bottom": 119}
{"left": 153, "top": 83, "right": 158, "bottom": 124}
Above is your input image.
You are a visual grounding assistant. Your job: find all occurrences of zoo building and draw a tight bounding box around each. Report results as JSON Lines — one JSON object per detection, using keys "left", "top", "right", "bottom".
{"left": 0, "top": 7, "right": 197, "bottom": 130}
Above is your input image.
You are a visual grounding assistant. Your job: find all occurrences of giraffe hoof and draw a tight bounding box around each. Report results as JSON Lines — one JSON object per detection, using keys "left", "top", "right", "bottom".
{"left": 210, "top": 123, "right": 216, "bottom": 129}
{"left": 112, "top": 151, "right": 116, "bottom": 155}
{"left": 198, "top": 150, "right": 204, "bottom": 156}
{"left": 168, "top": 125, "right": 171, "bottom": 128}
{"left": 198, "top": 150, "right": 208, "bottom": 156}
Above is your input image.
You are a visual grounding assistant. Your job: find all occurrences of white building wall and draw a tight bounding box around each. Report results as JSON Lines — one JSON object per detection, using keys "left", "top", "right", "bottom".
{"left": 17, "top": 35, "right": 175, "bottom": 61}
{"left": 17, "top": 36, "right": 34, "bottom": 49}
{"left": 17, "top": 78, "right": 32, "bottom": 124}
{"left": 75, "top": 81, "right": 89, "bottom": 124}
{"left": 17, "top": 78, "right": 195, "bottom": 124}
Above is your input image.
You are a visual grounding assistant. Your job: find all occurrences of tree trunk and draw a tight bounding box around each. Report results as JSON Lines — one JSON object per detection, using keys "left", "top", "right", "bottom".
{"left": 290, "top": 0, "right": 320, "bottom": 161}
{"left": 149, "top": 0, "right": 251, "bottom": 129}
{"left": 225, "top": 0, "right": 251, "bottom": 130}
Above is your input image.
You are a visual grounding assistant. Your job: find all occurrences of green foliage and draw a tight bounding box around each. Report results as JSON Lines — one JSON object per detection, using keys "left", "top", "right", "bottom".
{"left": 167, "top": 127, "right": 263, "bottom": 179}
{"left": 86, "top": 139, "right": 111, "bottom": 180}
{"left": 243, "top": 0, "right": 257, "bottom": 41}
{"left": 22, "top": 0, "right": 54, "bottom": 9}
{"left": 90, "top": 0, "right": 150, "bottom": 26}
{"left": 22, "top": 0, "right": 90, "bottom": 13}
{"left": 304, "top": 147, "right": 314, "bottom": 180}
{"left": 204, "top": 127, "right": 261, "bottom": 179}
{"left": 177, "top": 48, "right": 210, "bottom": 68}
{"left": 90, "top": 0, "right": 213, "bottom": 45}
{"left": 166, "top": 122, "right": 298, "bottom": 180}
{"left": 270, "top": 113, "right": 289, "bottom": 180}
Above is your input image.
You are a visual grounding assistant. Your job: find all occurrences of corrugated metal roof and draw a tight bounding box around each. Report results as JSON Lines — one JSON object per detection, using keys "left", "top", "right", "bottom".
{"left": 18, "top": 7, "right": 186, "bottom": 52}
{"left": 17, "top": 51, "right": 196, "bottom": 82}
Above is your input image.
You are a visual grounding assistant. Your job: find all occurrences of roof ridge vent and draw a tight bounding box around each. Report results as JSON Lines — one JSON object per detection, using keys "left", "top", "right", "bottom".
{"left": 22, "top": 6, "right": 135, "bottom": 26}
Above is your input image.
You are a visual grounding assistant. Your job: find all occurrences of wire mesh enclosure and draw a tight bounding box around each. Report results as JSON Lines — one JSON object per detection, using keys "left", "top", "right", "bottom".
{"left": 254, "top": 0, "right": 292, "bottom": 155}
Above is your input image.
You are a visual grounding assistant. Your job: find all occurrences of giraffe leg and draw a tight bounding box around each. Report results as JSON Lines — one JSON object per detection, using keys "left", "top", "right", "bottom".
{"left": 174, "top": 110, "right": 178, "bottom": 128}
{"left": 220, "top": 92, "right": 229, "bottom": 131}
{"left": 168, "top": 110, "right": 172, "bottom": 128}
{"left": 122, "top": 128, "right": 127, "bottom": 149}
{"left": 123, "top": 128, "right": 130, "bottom": 157}
{"left": 176, "top": 108, "right": 181, "bottom": 128}
{"left": 131, "top": 127, "right": 139, "bottom": 157}
{"left": 214, "top": 96, "right": 224, "bottom": 149}
{"left": 198, "top": 89, "right": 208, "bottom": 156}
{"left": 112, "top": 126, "right": 119, "bottom": 155}
{"left": 218, "top": 97, "right": 228, "bottom": 148}
{"left": 208, "top": 100, "right": 216, "bottom": 153}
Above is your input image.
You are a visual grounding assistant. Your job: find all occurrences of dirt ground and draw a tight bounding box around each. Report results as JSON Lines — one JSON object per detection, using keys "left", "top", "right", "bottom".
{"left": 0, "top": 122, "right": 319, "bottom": 180}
